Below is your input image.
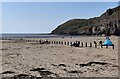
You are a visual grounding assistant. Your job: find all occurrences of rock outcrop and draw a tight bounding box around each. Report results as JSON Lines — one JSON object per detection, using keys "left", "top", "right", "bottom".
{"left": 51, "top": 6, "right": 120, "bottom": 36}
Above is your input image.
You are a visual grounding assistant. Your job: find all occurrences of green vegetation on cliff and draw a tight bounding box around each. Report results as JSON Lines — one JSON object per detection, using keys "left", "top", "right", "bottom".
{"left": 51, "top": 6, "right": 120, "bottom": 36}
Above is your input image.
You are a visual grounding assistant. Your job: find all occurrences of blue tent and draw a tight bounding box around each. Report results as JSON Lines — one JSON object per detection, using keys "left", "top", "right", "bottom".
{"left": 103, "top": 39, "right": 113, "bottom": 46}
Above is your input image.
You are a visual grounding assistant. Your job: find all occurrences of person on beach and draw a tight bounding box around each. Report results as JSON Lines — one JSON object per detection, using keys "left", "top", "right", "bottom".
{"left": 103, "top": 36, "right": 113, "bottom": 46}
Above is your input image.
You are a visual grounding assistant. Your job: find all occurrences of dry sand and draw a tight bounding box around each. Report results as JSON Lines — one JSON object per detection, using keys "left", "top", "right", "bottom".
{"left": 0, "top": 36, "right": 119, "bottom": 77}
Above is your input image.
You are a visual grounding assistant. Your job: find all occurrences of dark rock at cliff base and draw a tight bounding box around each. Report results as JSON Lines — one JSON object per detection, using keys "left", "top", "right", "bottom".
{"left": 51, "top": 6, "right": 120, "bottom": 36}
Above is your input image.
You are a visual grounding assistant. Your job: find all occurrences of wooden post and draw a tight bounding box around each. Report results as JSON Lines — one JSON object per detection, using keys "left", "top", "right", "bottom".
{"left": 101, "top": 44, "right": 103, "bottom": 48}
{"left": 64, "top": 42, "right": 66, "bottom": 45}
{"left": 85, "top": 42, "right": 87, "bottom": 47}
{"left": 67, "top": 42, "right": 69, "bottom": 45}
{"left": 112, "top": 44, "right": 114, "bottom": 49}
{"left": 70, "top": 42, "right": 72, "bottom": 46}
{"left": 95, "top": 44, "right": 97, "bottom": 48}
{"left": 58, "top": 41, "right": 60, "bottom": 44}
{"left": 81, "top": 42, "right": 83, "bottom": 47}
{"left": 106, "top": 45, "right": 108, "bottom": 48}
{"left": 55, "top": 41, "right": 56, "bottom": 44}
{"left": 51, "top": 41, "right": 53, "bottom": 44}
{"left": 56, "top": 41, "right": 58, "bottom": 44}
{"left": 61, "top": 41, "right": 63, "bottom": 45}
{"left": 78, "top": 41, "right": 80, "bottom": 47}
{"left": 90, "top": 43, "right": 92, "bottom": 47}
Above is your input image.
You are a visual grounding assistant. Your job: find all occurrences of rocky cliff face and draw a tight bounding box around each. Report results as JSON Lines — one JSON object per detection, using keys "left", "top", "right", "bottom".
{"left": 51, "top": 6, "right": 120, "bottom": 36}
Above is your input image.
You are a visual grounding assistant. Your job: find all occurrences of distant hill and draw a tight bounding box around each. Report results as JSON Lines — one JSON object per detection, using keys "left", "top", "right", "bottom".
{"left": 51, "top": 6, "right": 120, "bottom": 36}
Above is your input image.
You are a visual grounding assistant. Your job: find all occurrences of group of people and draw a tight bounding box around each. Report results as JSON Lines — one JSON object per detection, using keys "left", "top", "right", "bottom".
{"left": 39, "top": 39, "right": 50, "bottom": 44}
{"left": 71, "top": 36, "right": 113, "bottom": 47}
{"left": 97, "top": 36, "right": 113, "bottom": 46}
{"left": 71, "top": 41, "right": 80, "bottom": 47}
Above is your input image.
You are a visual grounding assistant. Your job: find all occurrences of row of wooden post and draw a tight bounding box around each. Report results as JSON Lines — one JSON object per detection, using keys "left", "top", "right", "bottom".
{"left": 51, "top": 41, "right": 93, "bottom": 47}
{"left": 50, "top": 40, "right": 114, "bottom": 49}
{"left": 1, "top": 38, "right": 114, "bottom": 49}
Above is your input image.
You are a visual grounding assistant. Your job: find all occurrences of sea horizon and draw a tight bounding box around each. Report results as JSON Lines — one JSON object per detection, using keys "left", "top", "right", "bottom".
{"left": 0, "top": 33, "right": 60, "bottom": 38}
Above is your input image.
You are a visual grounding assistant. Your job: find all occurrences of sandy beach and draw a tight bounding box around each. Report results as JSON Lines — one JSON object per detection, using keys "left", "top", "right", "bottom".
{"left": 0, "top": 36, "right": 119, "bottom": 77}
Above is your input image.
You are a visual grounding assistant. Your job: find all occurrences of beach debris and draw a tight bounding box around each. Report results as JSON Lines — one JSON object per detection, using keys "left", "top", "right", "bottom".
{"left": 58, "top": 64, "right": 66, "bottom": 67}
{"left": 13, "top": 47, "right": 21, "bottom": 50}
{"left": 1, "top": 48, "right": 8, "bottom": 50}
{"left": 51, "top": 63, "right": 66, "bottom": 67}
{"left": 6, "top": 53, "right": 21, "bottom": 57}
{"left": 63, "top": 68, "right": 67, "bottom": 71}
{"left": 51, "top": 64, "right": 58, "bottom": 67}
{"left": 39, "top": 70, "right": 53, "bottom": 75}
{"left": 79, "top": 61, "right": 108, "bottom": 67}
{"left": 30, "top": 67, "right": 45, "bottom": 71}
{"left": 26, "top": 47, "right": 30, "bottom": 49}
{"left": 14, "top": 74, "right": 34, "bottom": 78}
{"left": 67, "top": 70, "right": 83, "bottom": 73}
{"left": 112, "top": 65, "right": 119, "bottom": 67}
{"left": 2, "top": 71, "right": 14, "bottom": 74}
{"left": 95, "top": 55, "right": 103, "bottom": 57}
{"left": 30, "top": 67, "right": 53, "bottom": 76}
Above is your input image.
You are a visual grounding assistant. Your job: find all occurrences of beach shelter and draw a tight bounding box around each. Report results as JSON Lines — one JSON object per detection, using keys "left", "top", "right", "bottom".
{"left": 103, "top": 37, "right": 113, "bottom": 46}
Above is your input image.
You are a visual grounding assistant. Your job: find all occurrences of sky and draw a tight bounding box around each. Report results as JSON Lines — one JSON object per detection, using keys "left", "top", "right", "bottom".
{"left": 1, "top": 2, "right": 119, "bottom": 33}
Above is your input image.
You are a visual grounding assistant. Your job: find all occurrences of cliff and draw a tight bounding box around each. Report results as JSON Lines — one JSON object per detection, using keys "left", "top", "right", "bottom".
{"left": 51, "top": 6, "right": 120, "bottom": 36}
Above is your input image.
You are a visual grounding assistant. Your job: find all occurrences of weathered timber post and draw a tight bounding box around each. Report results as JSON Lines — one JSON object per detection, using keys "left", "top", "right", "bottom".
{"left": 70, "top": 42, "right": 72, "bottom": 47}
{"left": 85, "top": 42, "right": 87, "bottom": 47}
{"left": 67, "top": 42, "right": 69, "bottom": 45}
{"left": 101, "top": 44, "right": 103, "bottom": 48}
{"left": 81, "top": 42, "right": 83, "bottom": 47}
{"left": 64, "top": 42, "right": 66, "bottom": 45}
{"left": 112, "top": 44, "right": 114, "bottom": 49}
{"left": 95, "top": 44, "right": 97, "bottom": 48}
{"left": 78, "top": 41, "right": 80, "bottom": 47}
{"left": 106, "top": 45, "right": 108, "bottom": 48}
{"left": 90, "top": 43, "right": 92, "bottom": 47}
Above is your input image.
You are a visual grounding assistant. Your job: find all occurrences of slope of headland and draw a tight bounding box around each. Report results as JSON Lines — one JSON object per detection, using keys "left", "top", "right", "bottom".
{"left": 51, "top": 6, "right": 120, "bottom": 36}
